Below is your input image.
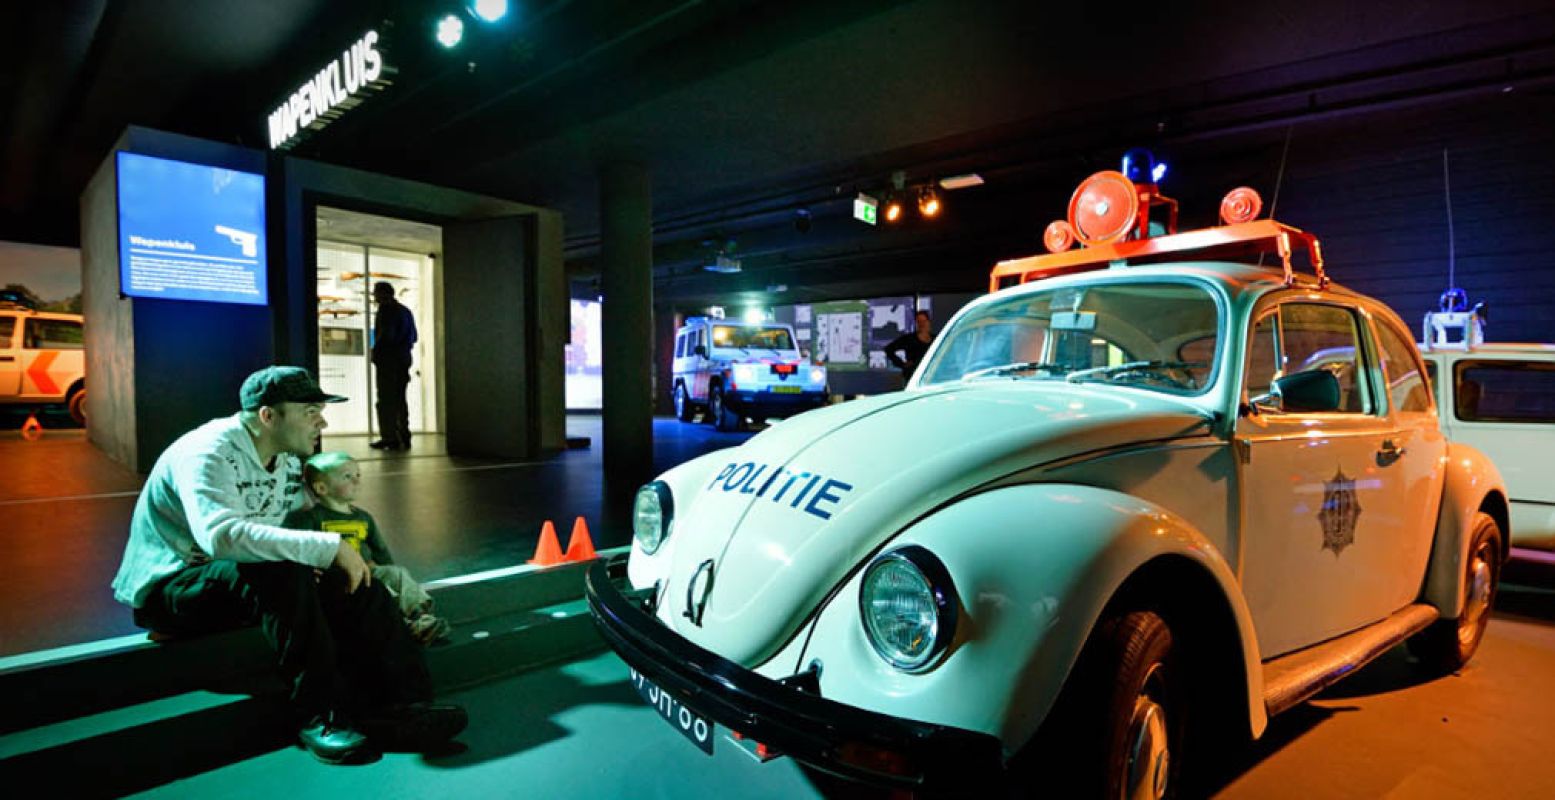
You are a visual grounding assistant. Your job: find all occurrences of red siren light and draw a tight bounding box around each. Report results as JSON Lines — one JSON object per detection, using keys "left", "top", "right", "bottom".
{"left": 1219, "top": 187, "right": 1263, "bottom": 225}
{"left": 1043, "top": 220, "right": 1076, "bottom": 253}
{"left": 1067, "top": 171, "right": 1139, "bottom": 245}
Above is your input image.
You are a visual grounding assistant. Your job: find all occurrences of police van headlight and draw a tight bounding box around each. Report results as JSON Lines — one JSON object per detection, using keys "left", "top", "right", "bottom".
{"left": 733, "top": 364, "right": 760, "bottom": 384}
{"left": 809, "top": 367, "right": 826, "bottom": 385}
{"left": 633, "top": 481, "right": 674, "bottom": 555}
{"left": 859, "top": 546, "right": 959, "bottom": 672}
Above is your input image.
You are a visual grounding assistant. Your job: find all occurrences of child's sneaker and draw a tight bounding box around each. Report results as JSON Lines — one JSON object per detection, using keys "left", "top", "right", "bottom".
{"left": 408, "top": 613, "right": 451, "bottom": 644}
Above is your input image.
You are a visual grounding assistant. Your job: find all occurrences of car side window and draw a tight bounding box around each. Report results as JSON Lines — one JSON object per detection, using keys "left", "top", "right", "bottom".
{"left": 0, "top": 316, "right": 15, "bottom": 347}
{"left": 23, "top": 318, "right": 83, "bottom": 350}
{"left": 1276, "top": 303, "right": 1371, "bottom": 414}
{"left": 1453, "top": 360, "right": 1555, "bottom": 423}
{"left": 1372, "top": 320, "right": 1432, "bottom": 414}
{"left": 1243, "top": 312, "right": 1281, "bottom": 398}
{"left": 675, "top": 333, "right": 685, "bottom": 359}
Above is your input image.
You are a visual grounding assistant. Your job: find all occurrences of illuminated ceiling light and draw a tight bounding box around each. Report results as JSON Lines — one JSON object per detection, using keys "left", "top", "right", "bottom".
{"left": 743, "top": 308, "right": 767, "bottom": 324}
{"left": 917, "top": 187, "right": 942, "bottom": 218}
{"left": 883, "top": 194, "right": 905, "bottom": 223}
{"left": 938, "top": 173, "right": 984, "bottom": 190}
{"left": 436, "top": 14, "right": 465, "bottom": 48}
{"left": 471, "top": 0, "right": 509, "bottom": 23}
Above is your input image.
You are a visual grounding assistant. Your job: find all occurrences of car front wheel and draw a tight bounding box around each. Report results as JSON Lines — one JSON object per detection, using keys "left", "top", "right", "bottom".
{"left": 673, "top": 383, "right": 695, "bottom": 422}
{"left": 1408, "top": 511, "right": 1501, "bottom": 674}
{"left": 67, "top": 387, "right": 87, "bottom": 426}
{"left": 1018, "top": 609, "right": 1186, "bottom": 799}
{"left": 709, "top": 385, "right": 741, "bottom": 432}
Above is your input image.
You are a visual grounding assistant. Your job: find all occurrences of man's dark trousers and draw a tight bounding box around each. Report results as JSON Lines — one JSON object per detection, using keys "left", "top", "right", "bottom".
{"left": 375, "top": 361, "right": 412, "bottom": 448}
{"left": 134, "top": 560, "right": 432, "bottom": 717}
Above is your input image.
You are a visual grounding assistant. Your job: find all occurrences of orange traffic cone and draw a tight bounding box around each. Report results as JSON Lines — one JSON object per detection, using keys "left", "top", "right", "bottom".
{"left": 20, "top": 414, "right": 43, "bottom": 441}
{"left": 528, "top": 520, "right": 565, "bottom": 567}
{"left": 564, "top": 516, "right": 597, "bottom": 562}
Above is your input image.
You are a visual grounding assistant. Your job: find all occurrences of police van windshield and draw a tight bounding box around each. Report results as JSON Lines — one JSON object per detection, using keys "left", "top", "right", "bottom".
{"left": 712, "top": 325, "right": 794, "bottom": 351}
{"left": 920, "top": 280, "right": 1220, "bottom": 395}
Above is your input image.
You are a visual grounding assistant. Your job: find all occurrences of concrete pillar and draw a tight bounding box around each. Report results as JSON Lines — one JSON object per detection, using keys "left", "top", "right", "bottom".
{"left": 600, "top": 163, "right": 654, "bottom": 488}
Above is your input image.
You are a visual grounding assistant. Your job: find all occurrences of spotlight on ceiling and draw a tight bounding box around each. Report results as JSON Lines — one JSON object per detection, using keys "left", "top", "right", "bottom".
{"left": 794, "top": 208, "right": 812, "bottom": 233}
{"left": 436, "top": 14, "right": 465, "bottom": 48}
{"left": 884, "top": 194, "right": 905, "bottom": 223}
{"left": 743, "top": 308, "right": 767, "bottom": 324}
{"left": 471, "top": 0, "right": 509, "bottom": 23}
{"left": 918, "top": 187, "right": 942, "bottom": 218}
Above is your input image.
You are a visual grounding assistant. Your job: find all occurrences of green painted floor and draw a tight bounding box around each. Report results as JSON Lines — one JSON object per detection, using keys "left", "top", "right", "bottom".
{"left": 129, "top": 650, "right": 880, "bottom": 800}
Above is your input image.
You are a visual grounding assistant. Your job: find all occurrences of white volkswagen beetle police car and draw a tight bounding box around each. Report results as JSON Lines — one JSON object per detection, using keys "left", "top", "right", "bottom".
{"left": 587, "top": 173, "right": 1509, "bottom": 797}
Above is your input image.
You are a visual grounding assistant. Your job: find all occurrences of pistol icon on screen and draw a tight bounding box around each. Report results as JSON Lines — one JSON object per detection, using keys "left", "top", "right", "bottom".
{"left": 215, "top": 225, "right": 258, "bottom": 257}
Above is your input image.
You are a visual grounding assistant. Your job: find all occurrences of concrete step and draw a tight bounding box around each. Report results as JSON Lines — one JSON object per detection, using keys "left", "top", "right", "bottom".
{"left": 0, "top": 551, "right": 618, "bottom": 794}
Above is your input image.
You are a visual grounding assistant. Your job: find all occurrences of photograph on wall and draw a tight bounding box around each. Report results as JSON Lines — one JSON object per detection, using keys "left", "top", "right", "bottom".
{"left": 812, "top": 300, "right": 868, "bottom": 369}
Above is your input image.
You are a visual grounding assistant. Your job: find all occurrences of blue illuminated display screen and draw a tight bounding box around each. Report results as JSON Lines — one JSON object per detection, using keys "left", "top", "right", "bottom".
{"left": 116, "top": 151, "right": 268, "bottom": 306}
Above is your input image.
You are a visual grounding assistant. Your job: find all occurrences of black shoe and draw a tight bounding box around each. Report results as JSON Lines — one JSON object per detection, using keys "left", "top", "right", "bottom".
{"left": 298, "top": 714, "right": 371, "bottom": 764}
{"left": 357, "top": 702, "right": 468, "bottom": 751}
{"left": 368, "top": 439, "right": 396, "bottom": 450}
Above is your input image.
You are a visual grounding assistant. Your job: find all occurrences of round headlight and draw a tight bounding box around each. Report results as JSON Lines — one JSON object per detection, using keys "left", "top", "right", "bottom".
{"left": 859, "top": 547, "right": 958, "bottom": 672}
{"left": 809, "top": 367, "right": 826, "bottom": 384}
{"left": 633, "top": 481, "right": 674, "bottom": 554}
{"left": 733, "top": 364, "right": 760, "bottom": 384}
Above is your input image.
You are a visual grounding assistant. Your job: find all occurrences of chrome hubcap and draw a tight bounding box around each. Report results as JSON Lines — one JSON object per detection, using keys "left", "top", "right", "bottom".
{"left": 1460, "top": 545, "right": 1493, "bottom": 647}
{"left": 1125, "top": 671, "right": 1170, "bottom": 800}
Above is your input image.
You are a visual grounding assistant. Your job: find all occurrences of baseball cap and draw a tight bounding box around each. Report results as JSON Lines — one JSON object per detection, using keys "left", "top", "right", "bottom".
{"left": 240, "top": 367, "right": 347, "bottom": 411}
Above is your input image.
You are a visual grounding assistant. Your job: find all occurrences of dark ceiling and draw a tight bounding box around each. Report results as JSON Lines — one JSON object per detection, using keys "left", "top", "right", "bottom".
{"left": 3, "top": 0, "right": 1554, "bottom": 306}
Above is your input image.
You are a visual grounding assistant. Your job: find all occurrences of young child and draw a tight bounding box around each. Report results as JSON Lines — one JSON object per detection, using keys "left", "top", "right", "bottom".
{"left": 284, "top": 452, "right": 451, "bottom": 644}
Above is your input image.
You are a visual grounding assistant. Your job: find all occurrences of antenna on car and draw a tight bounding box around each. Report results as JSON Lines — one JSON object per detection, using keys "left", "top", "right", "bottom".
{"left": 1421, "top": 148, "right": 1486, "bottom": 351}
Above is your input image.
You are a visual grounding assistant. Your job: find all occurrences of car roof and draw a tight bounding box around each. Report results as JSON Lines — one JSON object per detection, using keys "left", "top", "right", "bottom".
{"left": 1421, "top": 343, "right": 1555, "bottom": 356}
{"left": 979, "top": 260, "right": 1367, "bottom": 307}
{"left": 0, "top": 307, "right": 83, "bottom": 322}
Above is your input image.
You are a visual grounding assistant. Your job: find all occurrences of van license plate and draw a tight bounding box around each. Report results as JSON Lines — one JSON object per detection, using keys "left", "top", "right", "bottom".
{"left": 630, "top": 668, "right": 714, "bottom": 754}
{"left": 770, "top": 386, "right": 802, "bottom": 394}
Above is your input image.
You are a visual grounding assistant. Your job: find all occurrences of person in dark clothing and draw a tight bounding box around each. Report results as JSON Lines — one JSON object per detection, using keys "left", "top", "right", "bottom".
{"left": 885, "top": 309, "right": 935, "bottom": 382}
{"left": 370, "top": 281, "right": 417, "bottom": 450}
{"left": 111, "top": 367, "right": 466, "bottom": 764}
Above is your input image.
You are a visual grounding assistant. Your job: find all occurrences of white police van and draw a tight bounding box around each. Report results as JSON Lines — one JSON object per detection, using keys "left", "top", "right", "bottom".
{"left": 671, "top": 316, "right": 828, "bottom": 431}
{"left": 1, "top": 301, "right": 86, "bottom": 424}
{"left": 1419, "top": 300, "right": 1555, "bottom": 551}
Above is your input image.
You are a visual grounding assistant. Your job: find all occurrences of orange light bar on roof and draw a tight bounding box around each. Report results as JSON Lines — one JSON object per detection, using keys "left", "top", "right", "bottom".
{"left": 989, "top": 219, "right": 1326, "bottom": 293}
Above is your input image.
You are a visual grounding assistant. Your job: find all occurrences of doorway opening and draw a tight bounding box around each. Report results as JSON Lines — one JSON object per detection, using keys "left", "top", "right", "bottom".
{"left": 315, "top": 206, "right": 442, "bottom": 440}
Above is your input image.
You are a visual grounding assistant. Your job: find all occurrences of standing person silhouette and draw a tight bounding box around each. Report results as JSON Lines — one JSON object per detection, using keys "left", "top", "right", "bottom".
{"left": 370, "top": 281, "right": 416, "bottom": 451}
{"left": 885, "top": 309, "right": 935, "bottom": 384}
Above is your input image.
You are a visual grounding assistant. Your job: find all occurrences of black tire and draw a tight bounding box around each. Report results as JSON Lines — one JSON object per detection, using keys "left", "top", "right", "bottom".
{"left": 1408, "top": 511, "right": 1501, "bottom": 674}
{"left": 673, "top": 383, "right": 695, "bottom": 422}
{"left": 67, "top": 387, "right": 87, "bottom": 426}
{"left": 709, "top": 384, "right": 741, "bottom": 432}
{"left": 1016, "top": 609, "right": 1186, "bottom": 799}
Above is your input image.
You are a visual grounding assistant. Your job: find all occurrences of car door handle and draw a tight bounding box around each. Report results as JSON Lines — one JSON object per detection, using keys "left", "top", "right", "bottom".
{"left": 1377, "top": 439, "right": 1405, "bottom": 465}
{"left": 0, "top": 355, "right": 14, "bottom": 362}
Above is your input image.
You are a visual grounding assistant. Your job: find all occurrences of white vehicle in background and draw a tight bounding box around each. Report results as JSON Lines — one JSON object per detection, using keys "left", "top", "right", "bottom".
{"left": 589, "top": 171, "right": 1510, "bottom": 796}
{"left": 1419, "top": 302, "right": 1555, "bottom": 551}
{"left": 671, "top": 316, "right": 828, "bottom": 432}
{"left": 0, "top": 301, "right": 86, "bottom": 424}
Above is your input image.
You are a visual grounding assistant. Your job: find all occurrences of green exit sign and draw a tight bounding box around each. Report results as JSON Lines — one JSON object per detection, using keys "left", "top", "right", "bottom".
{"left": 853, "top": 193, "right": 878, "bottom": 225}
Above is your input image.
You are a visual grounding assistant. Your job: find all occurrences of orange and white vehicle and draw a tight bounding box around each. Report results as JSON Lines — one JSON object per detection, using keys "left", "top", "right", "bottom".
{"left": 0, "top": 302, "right": 87, "bottom": 424}
{"left": 588, "top": 157, "right": 1510, "bottom": 796}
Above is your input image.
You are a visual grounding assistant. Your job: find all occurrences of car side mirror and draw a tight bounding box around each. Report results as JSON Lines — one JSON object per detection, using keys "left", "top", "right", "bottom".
{"left": 1271, "top": 369, "right": 1341, "bottom": 413}
{"left": 694, "top": 345, "right": 707, "bottom": 357}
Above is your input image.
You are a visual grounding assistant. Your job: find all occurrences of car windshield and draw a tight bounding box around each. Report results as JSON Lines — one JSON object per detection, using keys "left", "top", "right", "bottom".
{"left": 712, "top": 325, "right": 794, "bottom": 350}
{"left": 920, "top": 280, "right": 1220, "bottom": 395}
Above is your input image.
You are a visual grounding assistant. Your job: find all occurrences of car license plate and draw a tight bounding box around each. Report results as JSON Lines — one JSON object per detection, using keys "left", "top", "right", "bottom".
{"left": 769, "top": 385, "right": 802, "bottom": 394}
{"left": 630, "top": 668, "right": 714, "bottom": 754}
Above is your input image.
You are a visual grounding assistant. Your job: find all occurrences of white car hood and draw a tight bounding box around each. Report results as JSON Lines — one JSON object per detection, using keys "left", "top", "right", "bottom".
{"left": 657, "top": 382, "right": 1213, "bottom": 666}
